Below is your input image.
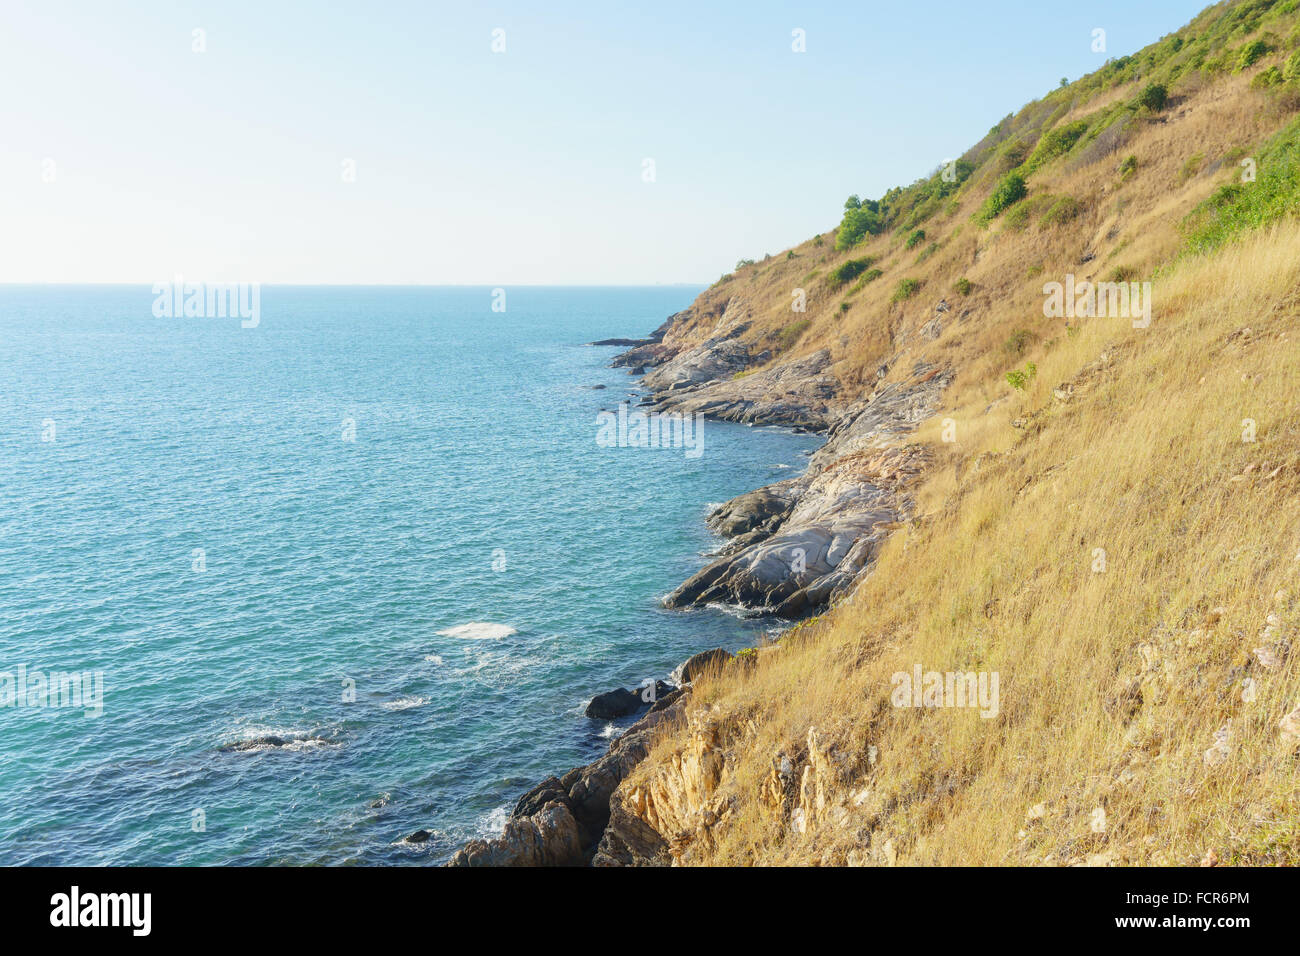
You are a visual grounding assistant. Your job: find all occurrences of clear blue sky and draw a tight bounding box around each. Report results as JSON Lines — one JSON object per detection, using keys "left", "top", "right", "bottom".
{"left": 0, "top": 0, "right": 1212, "bottom": 285}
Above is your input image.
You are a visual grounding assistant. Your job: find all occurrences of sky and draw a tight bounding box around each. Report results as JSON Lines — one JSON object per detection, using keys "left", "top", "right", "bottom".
{"left": 0, "top": 0, "right": 1213, "bottom": 285}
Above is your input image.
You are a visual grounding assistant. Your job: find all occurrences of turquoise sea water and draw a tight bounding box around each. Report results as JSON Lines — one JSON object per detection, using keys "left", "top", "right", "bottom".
{"left": 0, "top": 286, "right": 818, "bottom": 864}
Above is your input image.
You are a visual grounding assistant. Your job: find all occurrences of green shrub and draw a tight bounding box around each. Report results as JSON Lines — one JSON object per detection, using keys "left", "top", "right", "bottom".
{"left": 835, "top": 205, "right": 884, "bottom": 249}
{"left": 829, "top": 256, "right": 875, "bottom": 287}
{"left": 1040, "top": 195, "right": 1082, "bottom": 226}
{"left": 1119, "top": 154, "right": 1138, "bottom": 179}
{"left": 851, "top": 268, "right": 884, "bottom": 291}
{"left": 978, "top": 171, "right": 1028, "bottom": 224}
{"left": 1184, "top": 114, "right": 1300, "bottom": 255}
{"left": 905, "top": 228, "right": 926, "bottom": 249}
{"left": 996, "top": 139, "right": 1031, "bottom": 173}
{"left": 891, "top": 278, "right": 922, "bottom": 303}
{"left": 1024, "top": 120, "right": 1090, "bottom": 173}
{"left": 1252, "top": 65, "right": 1284, "bottom": 87}
{"left": 1135, "top": 83, "right": 1169, "bottom": 112}
{"left": 1003, "top": 200, "right": 1035, "bottom": 231}
{"left": 1236, "top": 38, "right": 1272, "bottom": 71}
{"left": 1005, "top": 362, "right": 1038, "bottom": 391}
{"left": 1286, "top": 49, "right": 1300, "bottom": 81}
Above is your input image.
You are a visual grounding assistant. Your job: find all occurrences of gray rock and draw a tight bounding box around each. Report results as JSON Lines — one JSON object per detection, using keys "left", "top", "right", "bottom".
{"left": 664, "top": 366, "right": 949, "bottom": 616}
{"left": 448, "top": 691, "right": 691, "bottom": 867}
{"left": 671, "top": 648, "right": 733, "bottom": 685}
{"left": 584, "top": 688, "right": 641, "bottom": 719}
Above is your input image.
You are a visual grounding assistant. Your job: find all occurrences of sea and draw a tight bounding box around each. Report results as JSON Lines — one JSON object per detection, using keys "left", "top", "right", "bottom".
{"left": 0, "top": 285, "right": 819, "bottom": 864}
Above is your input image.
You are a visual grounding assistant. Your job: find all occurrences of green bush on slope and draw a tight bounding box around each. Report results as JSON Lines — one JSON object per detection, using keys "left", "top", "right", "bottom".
{"left": 1184, "top": 115, "right": 1300, "bottom": 253}
{"left": 977, "top": 171, "right": 1028, "bottom": 224}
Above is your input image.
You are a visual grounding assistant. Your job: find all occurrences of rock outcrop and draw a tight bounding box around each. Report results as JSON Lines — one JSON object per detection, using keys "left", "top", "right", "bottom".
{"left": 615, "top": 297, "right": 841, "bottom": 428}
{"left": 584, "top": 681, "right": 674, "bottom": 719}
{"left": 646, "top": 346, "right": 839, "bottom": 429}
{"left": 669, "top": 648, "right": 733, "bottom": 686}
{"left": 605, "top": 290, "right": 952, "bottom": 621}
{"left": 594, "top": 710, "right": 873, "bottom": 866}
{"left": 450, "top": 313, "right": 954, "bottom": 865}
{"left": 663, "top": 364, "right": 950, "bottom": 616}
{"left": 448, "top": 688, "right": 689, "bottom": 866}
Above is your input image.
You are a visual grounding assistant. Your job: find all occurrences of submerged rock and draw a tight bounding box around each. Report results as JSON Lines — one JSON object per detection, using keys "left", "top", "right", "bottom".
{"left": 588, "top": 337, "right": 656, "bottom": 347}
{"left": 219, "top": 735, "right": 289, "bottom": 752}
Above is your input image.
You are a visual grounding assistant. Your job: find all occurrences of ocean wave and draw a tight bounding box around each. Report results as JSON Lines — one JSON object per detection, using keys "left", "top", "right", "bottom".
{"left": 436, "top": 622, "right": 517, "bottom": 640}
{"left": 704, "top": 600, "right": 764, "bottom": 619}
{"left": 476, "top": 806, "right": 509, "bottom": 839}
{"left": 217, "top": 726, "right": 340, "bottom": 754}
{"left": 380, "top": 696, "right": 429, "bottom": 711}
{"left": 452, "top": 649, "right": 539, "bottom": 688}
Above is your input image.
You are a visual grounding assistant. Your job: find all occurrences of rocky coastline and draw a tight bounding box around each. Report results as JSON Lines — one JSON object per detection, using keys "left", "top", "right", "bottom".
{"left": 448, "top": 295, "right": 952, "bottom": 866}
{"left": 447, "top": 650, "right": 726, "bottom": 866}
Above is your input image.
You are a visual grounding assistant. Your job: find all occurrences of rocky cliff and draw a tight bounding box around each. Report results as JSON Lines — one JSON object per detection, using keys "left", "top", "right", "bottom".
{"left": 452, "top": 0, "right": 1300, "bottom": 866}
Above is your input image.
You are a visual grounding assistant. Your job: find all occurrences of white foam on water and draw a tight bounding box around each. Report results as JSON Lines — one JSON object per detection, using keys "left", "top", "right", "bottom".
{"left": 476, "top": 805, "right": 510, "bottom": 839}
{"left": 705, "top": 600, "right": 760, "bottom": 619}
{"left": 436, "top": 622, "right": 518, "bottom": 640}
{"left": 218, "top": 725, "right": 340, "bottom": 753}
{"left": 381, "top": 696, "right": 429, "bottom": 711}
{"left": 423, "top": 654, "right": 444, "bottom": 665}
{"left": 276, "top": 737, "right": 338, "bottom": 752}
{"left": 452, "top": 649, "right": 539, "bottom": 690}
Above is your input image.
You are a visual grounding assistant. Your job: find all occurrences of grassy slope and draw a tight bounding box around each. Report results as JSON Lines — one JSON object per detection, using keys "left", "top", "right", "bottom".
{"left": 632, "top": 0, "right": 1300, "bottom": 865}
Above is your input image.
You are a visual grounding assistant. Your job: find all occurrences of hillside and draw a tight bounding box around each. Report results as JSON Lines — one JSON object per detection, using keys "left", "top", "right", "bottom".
{"left": 455, "top": 0, "right": 1300, "bottom": 867}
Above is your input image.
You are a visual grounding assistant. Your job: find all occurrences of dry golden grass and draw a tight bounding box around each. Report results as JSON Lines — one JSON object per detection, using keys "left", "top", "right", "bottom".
{"left": 635, "top": 220, "right": 1300, "bottom": 866}
{"left": 629, "top": 145, "right": 1300, "bottom": 868}
{"left": 625, "top": 9, "right": 1300, "bottom": 866}
{"left": 669, "top": 66, "right": 1286, "bottom": 408}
